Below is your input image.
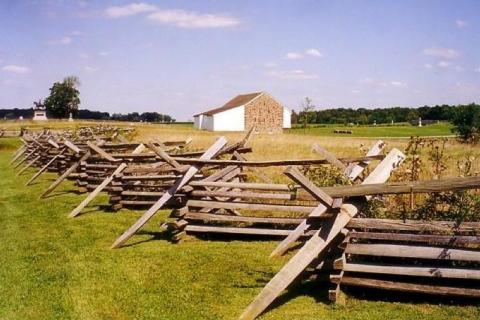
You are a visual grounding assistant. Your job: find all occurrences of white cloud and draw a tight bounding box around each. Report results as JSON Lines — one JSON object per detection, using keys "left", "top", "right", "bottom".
{"left": 147, "top": 9, "right": 239, "bottom": 28}
{"left": 351, "top": 89, "right": 360, "bottom": 94}
{"left": 285, "top": 52, "right": 303, "bottom": 60}
{"left": 71, "top": 30, "right": 83, "bottom": 36}
{"left": 284, "top": 48, "right": 323, "bottom": 60}
{"left": 437, "top": 60, "right": 451, "bottom": 68}
{"left": 105, "top": 2, "right": 157, "bottom": 18}
{"left": 359, "top": 77, "right": 406, "bottom": 88}
{"left": 475, "top": 67, "right": 480, "bottom": 73}
{"left": 2, "top": 65, "right": 30, "bottom": 74}
{"left": 269, "top": 69, "right": 318, "bottom": 80}
{"left": 78, "top": 53, "right": 89, "bottom": 59}
{"left": 264, "top": 62, "right": 277, "bottom": 68}
{"left": 305, "top": 48, "right": 322, "bottom": 57}
{"left": 390, "top": 81, "right": 407, "bottom": 88}
{"left": 48, "top": 36, "right": 72, "bottom": 45}
{"left": 425, "top": 61, "right": 466, "bottom": 71}
{"left": 456, "top": 20, "right": 468, "bottom": 28}
{"left": 98, "top": 51, "right": 109, "bottom": 56}
{"left": 83, "top": 66, "right": 98, "bottom": 73}
{"left": 105, "top": 3, "right": 240, "bottom": 28}
{"left": 423, "top": 47, "right": 459, "bottom": 59}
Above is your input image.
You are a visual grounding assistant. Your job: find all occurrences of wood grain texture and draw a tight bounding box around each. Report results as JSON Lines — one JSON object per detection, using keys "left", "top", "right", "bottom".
{"left": 341, "top": 262, "right": 480, "bottom": 279}
{"left": 345, "top": 243, "right": 480, "bottom": 262}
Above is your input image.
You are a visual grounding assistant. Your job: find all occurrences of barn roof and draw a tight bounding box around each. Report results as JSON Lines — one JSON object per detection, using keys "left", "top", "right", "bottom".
{"left": 194, "top": 92, "right": 264, "bottom": 117}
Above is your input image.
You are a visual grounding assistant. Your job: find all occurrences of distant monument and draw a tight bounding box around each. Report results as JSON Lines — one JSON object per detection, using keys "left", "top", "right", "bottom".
{"left": 418, "top": 117, "right": 422, "bottom": 127}
{"left": 68, "top": 112, "right": 74, "bottom": 122}
{"left": 33, "top": 100, "right": 48, "bottom": 121}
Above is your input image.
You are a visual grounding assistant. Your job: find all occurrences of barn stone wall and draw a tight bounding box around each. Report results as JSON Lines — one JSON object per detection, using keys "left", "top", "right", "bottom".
{"left": 244, "top": 94, "right": 283, "bottom": 133}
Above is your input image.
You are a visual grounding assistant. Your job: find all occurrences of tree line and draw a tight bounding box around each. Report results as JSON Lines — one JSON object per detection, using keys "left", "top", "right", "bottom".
{"left": 0, "top": 108, "right": 176, "bottom": 123}
{"left": 292, "top": 99, "right": 479, "bottom": 143}
{"left": 0, "top": 76, "right": 175, "bottom": 123}
{"left": 292, "top": 103, "right": 462, "bottom": 125}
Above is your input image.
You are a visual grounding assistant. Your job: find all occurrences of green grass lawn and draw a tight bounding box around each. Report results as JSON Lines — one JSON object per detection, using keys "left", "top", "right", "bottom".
{"left": 287, "top": 122, "right": 454, "bottom": 137}
{"left": 1, "top": 138, "right": 479, "bottom": 319}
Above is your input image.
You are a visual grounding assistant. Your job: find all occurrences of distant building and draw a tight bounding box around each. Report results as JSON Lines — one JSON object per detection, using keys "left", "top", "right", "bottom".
{"left": 193, "top": 92, "right": 291, "bottom": 133}
{"left": 32, "top": 100, "right": 47, "bottom": 121}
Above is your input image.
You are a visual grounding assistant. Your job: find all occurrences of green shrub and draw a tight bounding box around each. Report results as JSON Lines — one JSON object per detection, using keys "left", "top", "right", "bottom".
{"left": 452, "top": 103, "right": 480, "bottom": 143}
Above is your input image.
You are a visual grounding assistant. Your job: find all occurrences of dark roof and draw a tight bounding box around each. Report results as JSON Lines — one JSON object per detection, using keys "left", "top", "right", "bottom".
{"left": 194, "top": 92, "right": 263, "bottom": 117}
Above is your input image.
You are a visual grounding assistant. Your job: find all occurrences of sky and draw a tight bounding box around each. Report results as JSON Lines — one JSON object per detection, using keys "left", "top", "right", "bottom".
{"left": 0, "top": 0, "right": 479, "bottom": 121}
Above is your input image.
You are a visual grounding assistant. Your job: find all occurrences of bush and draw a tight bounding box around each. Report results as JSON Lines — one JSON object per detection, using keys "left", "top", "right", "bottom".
{"left": 452, "top": 103, "right": 480, "bottom": 143}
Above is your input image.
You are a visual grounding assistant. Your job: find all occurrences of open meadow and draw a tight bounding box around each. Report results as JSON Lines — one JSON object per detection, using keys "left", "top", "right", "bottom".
{"left": 1, "top": 121, "right": 479, "bottom": 320}
{"left": 287, "top": 122, "right": 454, "bottom": 138}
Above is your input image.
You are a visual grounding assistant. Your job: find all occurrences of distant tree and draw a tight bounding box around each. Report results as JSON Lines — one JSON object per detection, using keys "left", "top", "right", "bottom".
{"left": 452, "top": 103, "right": 480, "bottom": 143}
{"left": 44, "top": 76, "right": 81, "bottom": 118}
{"left": 300, "top": 97, "right": 316, "bottom": 128}
{"left": 406, "top": 110, "right": 419, "bottom": 123}
{"left": 291, "top": 110, "right": 299, "bottom": 124}
{"left": 358, "top": 114, "right": 368, "bottom": 125}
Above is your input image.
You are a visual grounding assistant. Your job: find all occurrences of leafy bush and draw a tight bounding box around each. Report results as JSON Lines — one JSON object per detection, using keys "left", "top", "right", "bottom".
{"left": 452, "top": 103, "right": 480, "bottom": 143}
{"left": 300, "top": 165, "right": 351, "bottom": 187}
{"left": 413, "top": 191, "right": 480, "bottom": 222}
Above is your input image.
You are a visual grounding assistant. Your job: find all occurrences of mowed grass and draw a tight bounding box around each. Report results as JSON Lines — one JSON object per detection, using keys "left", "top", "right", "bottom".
{"left": 1, "top": 125, "right": 480, "bottom": 319}
{"left": 287, "top": 122, "right": 454, "bottom": 137}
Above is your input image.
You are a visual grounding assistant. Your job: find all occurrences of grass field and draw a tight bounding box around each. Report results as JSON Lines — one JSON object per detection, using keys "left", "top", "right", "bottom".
{"left": 287, "top": 122, "right": 454, "bottom": 137}
{"left": 1, "top": 123, "right": 480, "bottom": 320}
{"left": 1, "top": 120, "right": 453, "bottom": 138}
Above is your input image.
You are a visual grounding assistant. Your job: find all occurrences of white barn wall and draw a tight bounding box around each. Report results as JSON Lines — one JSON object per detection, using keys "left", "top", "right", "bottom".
{"left": 283, "top": 107, "right": 292, "bottom": 128}
{"left": 193, "top": 115, "right": 201, "bottom": 129}
{"left": 213, "top": 106, "right": 245, "bottom": 131}
{"left": 202, "top": 115, "right": 214, "bottom": 130}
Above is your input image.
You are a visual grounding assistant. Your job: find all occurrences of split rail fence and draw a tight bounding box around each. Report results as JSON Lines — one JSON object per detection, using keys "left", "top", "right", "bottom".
{"left": 8, "top": 127, "right": 480, "bottom": 319}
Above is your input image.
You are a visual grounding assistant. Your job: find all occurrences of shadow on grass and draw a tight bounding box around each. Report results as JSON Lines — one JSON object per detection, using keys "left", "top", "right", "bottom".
{"left": 43, "top": 189, "right": 86, "bottom": 199}
{"left": 73, "top": 205, "right": 114, "bottom": 216}
{"left": 119, "top": 230, "right": 172, "bottom": 248}
{"left": 26, "top": 181, "right": 42, "bottom": 186}
{"left": 86, "top": 204, "right": 116, "bottom": 212}
{"left": 263, "top": 278, "right": 330, "bottom": 315}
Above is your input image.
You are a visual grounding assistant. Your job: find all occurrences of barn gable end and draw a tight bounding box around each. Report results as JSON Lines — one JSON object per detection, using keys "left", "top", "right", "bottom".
{"left": 244, "top": 93, "right": 283, "bottom": 133}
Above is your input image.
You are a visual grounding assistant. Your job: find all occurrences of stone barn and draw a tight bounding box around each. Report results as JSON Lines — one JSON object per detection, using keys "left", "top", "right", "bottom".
{"left": 193, "top": 92, "right": 291, "bottom": 133}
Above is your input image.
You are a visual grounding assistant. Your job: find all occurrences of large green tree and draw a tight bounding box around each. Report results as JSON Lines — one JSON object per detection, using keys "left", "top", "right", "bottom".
{"left": 44, "top": 76, "right": 80, "bottom": 118}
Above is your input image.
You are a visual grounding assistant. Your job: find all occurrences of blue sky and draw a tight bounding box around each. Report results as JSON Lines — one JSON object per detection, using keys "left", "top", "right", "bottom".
{"left": 0, "top": 0, "right": 479, "bottom": 120}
